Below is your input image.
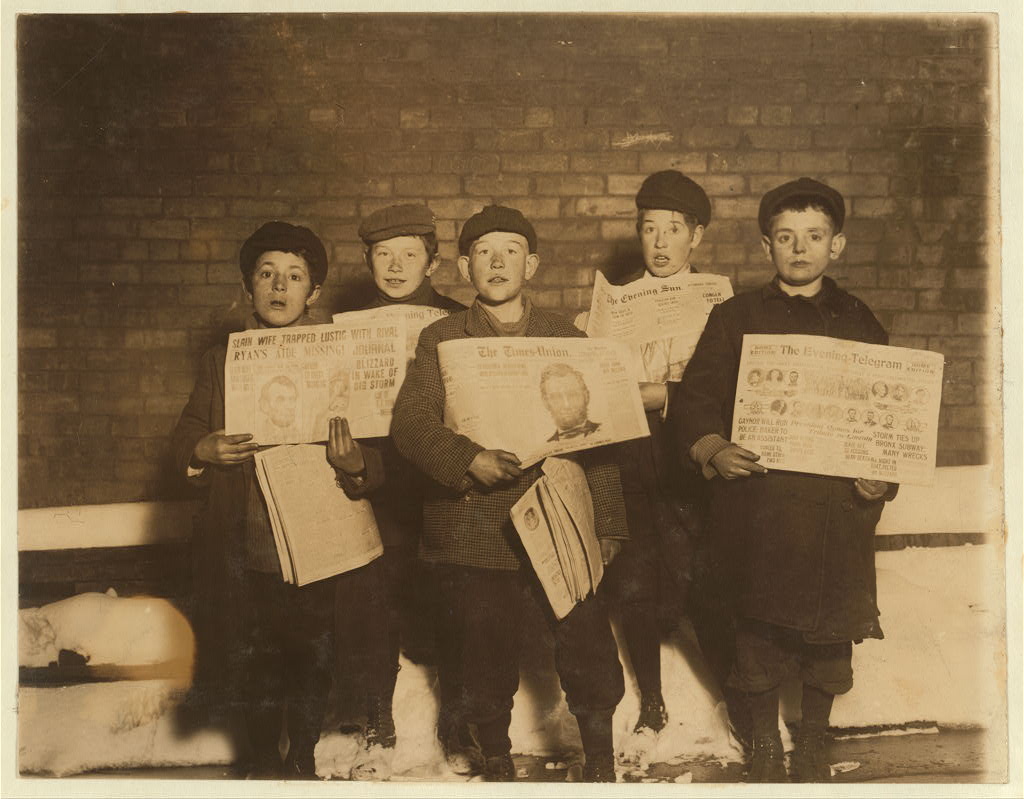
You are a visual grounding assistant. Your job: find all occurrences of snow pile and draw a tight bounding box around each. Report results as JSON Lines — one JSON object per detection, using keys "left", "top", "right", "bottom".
{"left": 19, "top": 588, "right": 194, "bottom": 670}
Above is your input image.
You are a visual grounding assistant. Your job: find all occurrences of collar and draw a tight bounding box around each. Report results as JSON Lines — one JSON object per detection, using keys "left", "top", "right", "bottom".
{"left": 762, "top": 276, "right": 844, "bottom": 311}
{"left": 245, "top": 311, "right": 315, "bottom": 331}
{"left": 368, "top": 279, "right": 438, "bottom": 308}
{"left": 465, "top": 294, "right": 558, "bottom": 337}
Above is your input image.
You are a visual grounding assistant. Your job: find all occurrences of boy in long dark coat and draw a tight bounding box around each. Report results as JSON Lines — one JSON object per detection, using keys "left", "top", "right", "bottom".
{"left": 675, "top": 179, "right": 898, "bottom": 782}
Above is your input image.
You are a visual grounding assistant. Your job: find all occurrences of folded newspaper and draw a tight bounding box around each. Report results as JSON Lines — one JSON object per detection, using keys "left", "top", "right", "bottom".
{"left": 253, "top": 444, "right": 383, "bottom": 586}
{"left": 438, "top": 336, "right": 650, "bottom": 468}
{"left": 510, "top": 457, "right": 603, "bottom": 620}
{"left": 732, "top": 334, "right": 945, "bottom": 485}
{"left": 225, "top": 318, "right": 407, "bottom": 445}
{"left": 585, "top": 270, "right": 733, "bottom": 382}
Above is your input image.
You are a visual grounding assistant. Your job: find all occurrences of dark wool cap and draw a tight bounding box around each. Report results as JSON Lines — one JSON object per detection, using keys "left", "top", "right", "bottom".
{"left": 635, "top": 170, "right": 712, "bottom": 227}
{"left": 458, "top": 204, "right": 538, "bottom": 256}
{"left": 239, "top": 221, "right": 328, "bottom": 286}
{"left": 758, "top": 177, "right": 846, "bottom": 235}
{"left": 358, "top": 203, "right": 436, "bottom": 244}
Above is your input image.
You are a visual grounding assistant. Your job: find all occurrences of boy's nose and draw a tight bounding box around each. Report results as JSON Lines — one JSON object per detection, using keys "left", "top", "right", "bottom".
{"left": 792, "top": 237, "right": 806, "bottom": 253}
{"left": 490, "top": 255, "right": 504, "bottom": 268}
{"left": 388, "top": 258, "right": 401, "bottom": 272}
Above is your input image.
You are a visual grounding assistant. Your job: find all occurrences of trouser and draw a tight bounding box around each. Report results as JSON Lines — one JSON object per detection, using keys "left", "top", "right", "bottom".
{"left": 729, "top": 618, "right": 854, "bottom": 695}
{"left": 429, "top": 563, "right": 625, "bottom": 758}
{"left": 235, "top": 570, "right": 335, "bottom": 766}
{"left": 335, "top": 544, "right": 423, "bottom": 700}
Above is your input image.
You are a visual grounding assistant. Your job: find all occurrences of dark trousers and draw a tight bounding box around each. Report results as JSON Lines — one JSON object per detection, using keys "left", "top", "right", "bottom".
{"left": 730, "top": 618, "right": 854, "bottom": 695}
{"left": 429, "top": 563, "right": 625, "bottom": 758}
{"left": 234, "top": 570, "right": 335, "bottom": 766}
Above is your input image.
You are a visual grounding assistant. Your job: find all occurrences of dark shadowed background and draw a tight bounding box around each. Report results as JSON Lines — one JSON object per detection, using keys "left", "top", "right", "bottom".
{"left": 16, "top": 13, "right": 997, "bottom": 510}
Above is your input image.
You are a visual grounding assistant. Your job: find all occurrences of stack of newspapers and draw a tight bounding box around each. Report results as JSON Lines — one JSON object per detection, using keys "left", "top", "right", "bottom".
{"left": 253, "top": 444, "right": 383, "bottom": 586}
{"left": 510, "top": 456, "right": 604, "bottom": 619}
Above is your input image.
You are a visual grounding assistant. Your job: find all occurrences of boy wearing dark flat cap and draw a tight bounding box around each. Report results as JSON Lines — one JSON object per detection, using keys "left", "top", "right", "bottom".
{"left": 390, "top": 205, "right": 629, "bottom": 783}
{"left": 172, "top": 221, "right": 385, "bottom": 779}
{"left": 332, "top": 204, "right": 469, "bottom": 779}
{"left": 675, "top": 179, "right": 898, "bottom": 782}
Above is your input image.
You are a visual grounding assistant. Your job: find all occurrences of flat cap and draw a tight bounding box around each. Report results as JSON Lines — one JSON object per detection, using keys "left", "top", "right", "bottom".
{"left": 635, "top": 170, "right": 712, "bottom": 227}
{"left": 458, "top": 204, "right": 538, "bottom": 256}
{"left": 758, "top": 177, "right": 845, "bottom": 235}
{"left": 358, "top": 203, "right": 436, "bottom": 244}
{"left": 239, "top": 221, "right": 328, "bottom": 286}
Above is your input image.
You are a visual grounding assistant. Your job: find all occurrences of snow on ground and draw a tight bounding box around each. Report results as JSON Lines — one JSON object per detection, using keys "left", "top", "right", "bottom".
{"left": 17, "top": 544, "right": 1004, "bottom": 777}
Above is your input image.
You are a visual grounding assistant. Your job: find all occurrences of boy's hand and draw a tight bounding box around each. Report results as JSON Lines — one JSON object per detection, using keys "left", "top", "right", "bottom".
{"left": 600, "top": 538, "right": 621, "bottom": 567}
{"left": 639, "top": 382, "right": 668, "bottom": 413}
{"left": 192, "top": 430, "right": 259, "bottom": 466}
{"left": 709, "top": 444, "right": 768, "bottom": 479}
{"left": 468, "top": 449, "right": 522, "bottom": 488}
{"left": 854, "top": 478, "right": 889, "bottom": 502}
{"left": 327, "top": 417, "right": 365, "bottom": 475}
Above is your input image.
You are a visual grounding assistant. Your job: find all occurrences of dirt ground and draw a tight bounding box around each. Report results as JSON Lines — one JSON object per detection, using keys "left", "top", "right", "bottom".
{"left": 68, "top": 726, "right": 996, "bottom": 784}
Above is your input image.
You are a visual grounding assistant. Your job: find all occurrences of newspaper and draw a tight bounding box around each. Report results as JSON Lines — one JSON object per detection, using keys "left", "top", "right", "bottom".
{"left": 334, "top": 305, "right": 454, "bottom": 367}
{"left": 510, "top": 456, "right": 603, "bottom": 620}
{"left": 584, "top": 270, "right": 733, "bottom": 382}
{"left": 224, "top": 319, "right": 406, "bottom": 444}
{"left": 253, "top": 444, "right": 383, "bottom": 586}
{"left": 437, "top": 337, "right": 650, "bottom": 468}
{"left": 731, "top": 334, "right": 945, "bottom": 485}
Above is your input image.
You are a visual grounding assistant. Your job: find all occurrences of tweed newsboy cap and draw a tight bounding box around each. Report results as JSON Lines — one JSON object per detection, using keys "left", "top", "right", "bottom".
{"left": 458, "top": 204, "right": 538, "bottom": 256}
{"left": 635, "top": 170, "right": 712, "bottom": 228}
{"left": 758, "top": 177, "right": 846, "bottom": 235}
{"left": 358, "top": 203, "right": 436, "bottom": 244}
{"left": 239, "top": 221, "right": 328, "bottom": 286}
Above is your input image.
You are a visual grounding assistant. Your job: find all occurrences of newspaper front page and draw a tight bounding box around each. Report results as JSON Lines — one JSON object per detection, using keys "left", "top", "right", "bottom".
{"left": 732, "top": 334, "right": 945, "bottom": 485}
{"left": 437, "top": 337, "right": 649, "bottom": 468}
{"left": 334, "top": 305, "right": 454, "bottom": 368}
{"left": 224, "top": 319, "right": 406, "bottom": 444}
{"left": 253, "top": 444, "right": 383, "bottom": 586}
{"left": 585, "top": 270, "right": 733, "bottom": 382}
{"left": 510, "top": 456, "right": 603, "bottom": 620}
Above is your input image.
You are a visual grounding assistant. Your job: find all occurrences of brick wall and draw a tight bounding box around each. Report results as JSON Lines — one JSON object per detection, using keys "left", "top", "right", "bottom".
{"left": 17, "top": 13, "right": 998, "bottom": 508}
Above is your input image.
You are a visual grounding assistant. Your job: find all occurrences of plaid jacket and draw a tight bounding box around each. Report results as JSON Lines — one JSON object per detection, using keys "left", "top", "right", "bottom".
{"left": 390, "top": 300, "right": 629, "bottom": 571}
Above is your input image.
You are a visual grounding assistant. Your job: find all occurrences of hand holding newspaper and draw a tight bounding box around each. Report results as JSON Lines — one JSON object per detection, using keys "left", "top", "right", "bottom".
{"left": 731, "top": 334, "right": 944, "bottom": 485}
{"left": 253, "top": 444, "right": 383, "bottom": 586}
{"left": 510, "top": 456, "right": 603, "bottom": 620}
{"left": 437, "top": 336, "right": 650, "bottom": 468}
{"left": 585, "top": 270, "right": 733, "bottom": 382}
{"left": 225, "top": 318, "right": 407, "bottom": 445}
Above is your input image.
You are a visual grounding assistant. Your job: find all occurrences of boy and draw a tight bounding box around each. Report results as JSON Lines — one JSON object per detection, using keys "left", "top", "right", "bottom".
{"left": 674, "top": 178, "right": 898, "bottom": 782}
{"left": 390, "top": 205, "right": 629, "bottom": 782}
{"left": 333, "top": 204, "right": 469, "bottom": 778}
{"left": 587, "top": 171, "right": 715, "bottom": 740}
{"left": 171, "top": 221, "right": 383, "bottom": 778}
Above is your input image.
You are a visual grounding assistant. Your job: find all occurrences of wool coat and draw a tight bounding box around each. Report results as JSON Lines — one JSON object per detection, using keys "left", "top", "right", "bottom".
{"left": 673, "top": 277, "right": 897, "bottom": 643}
{"left": 390, "top": 300, "right": 629, "bottom": 571}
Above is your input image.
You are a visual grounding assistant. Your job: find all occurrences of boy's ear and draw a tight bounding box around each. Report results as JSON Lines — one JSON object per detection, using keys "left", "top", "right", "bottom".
{"left": 760, "top": 235, "right": 774, "bottom": 262}
{"left": 305, "top": 284, "right": 322, "bottom": 308}
{"left": 241, "top": 279, "right": 253, "bottom": 302}
{"left": 457, "top": 255, "right": 471, "bottom": 283}
{"left": 829, "top": 232, "right": 847, "bottom": 260}
{"left": 690, "top": 224, "right": 705, "bottom": 250}
{"left": 525, "top": 253, "right": 540, "bottom": 281}
{"left": 425, "top": 254, "right": 441, "bottom": 278}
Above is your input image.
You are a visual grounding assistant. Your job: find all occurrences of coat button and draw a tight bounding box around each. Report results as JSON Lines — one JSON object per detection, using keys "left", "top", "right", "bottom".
{"left": 841, "top": 500, "right": 853, "bottom": 511}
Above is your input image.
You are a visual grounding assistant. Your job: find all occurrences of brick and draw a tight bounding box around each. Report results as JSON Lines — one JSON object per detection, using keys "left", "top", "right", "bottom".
{"left": 638, "top": 152, "right": 707, "bottom": 174}
{"left": 164, "top": 198, "right": 226, "bottom": 218}
{"left": 149, "top": 240, "right": 180, "bottom": 260}
{"left": 464, "top": 174, "right": 531, "bottom": 196}
{"left": 196, "top": 175, "right": 258, "bottom": 196}
{"left": 142, "top": 262, "right": 207, "bottom": 284}
{"left": 892, "top": 312, "right": 956, "bottom": 335}
{"left": 260, "top": 176, "right": 326, "bottom": 198}
{"left": 778, "top": 151, "right": 849, "bottom": 174}
{"left": 824, "top": 175, "right": 889, "bottom": 197}
{"left": 364, "top": 153, "right": 433, "bottom": 175}
{"left": 78, "top": 263, "right": 141, "bottom": 284}
{"left": 500, "top": 197, "right": 561, "bottom": 219}
{"left": 524, "top": 107, "right": 556, "bottom": 127}
{"left": 600, "top": 220, "right": 637, "bottom": 241}
{"left": 19, "top": 328, "right": 58, "bottom": 348}
{"left": 503, "top": 153, "right": 570, "bottom": 173}
{"left": 536, "top": 175, "right": 606, "bottom": 196}
{"left": 710, "top": 152, "right": 778, "bottom": 174}
{"left": 394, "top": 174, "right": 461, "bottom": 196}
{"left": 99, "top": 197, "right": 163, "bottom": 216}
{"left": 727, "top": 105, "right": 759, "bottom": 126}
{"left": 743, "top": 127, "right": 812, "bottom": 150}
{"left": 229, "top": 199, "right": 292, "bottom": 218}
{"left": 433, "top": 153, "right": 501, "bottom": 175}
{"left": 543, "top": 129, "right": 609, "bottom": 151}
{"left": 570, "top": 153, "right": 636, "bottom": 173}
{"left": 575, "top": 196, "right": 635, "bottom": 217}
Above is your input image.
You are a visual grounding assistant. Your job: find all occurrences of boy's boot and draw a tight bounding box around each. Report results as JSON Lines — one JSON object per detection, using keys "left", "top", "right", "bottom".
{"left": 482, "top": 753, "right": 516, "bottom": 781}
{"left": 577, "top": 711, "right": 617, "bottom": 783}
{"left": 633, "top": 692, "right": 668, "bottom": 734}
{"left": 745, "top": 687, "right": 787, "bottom": 783}
{"left": 790, "top": 684, "right": 834, "bottom": 782}
{"left": 351, "top": 694, "right": 397, "bottom": 780}
{"left": 243, "top": 707, "right": 285, "bottom": 778}
{"left": 440, "top": 718, "right": 486, "bottom": 776}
